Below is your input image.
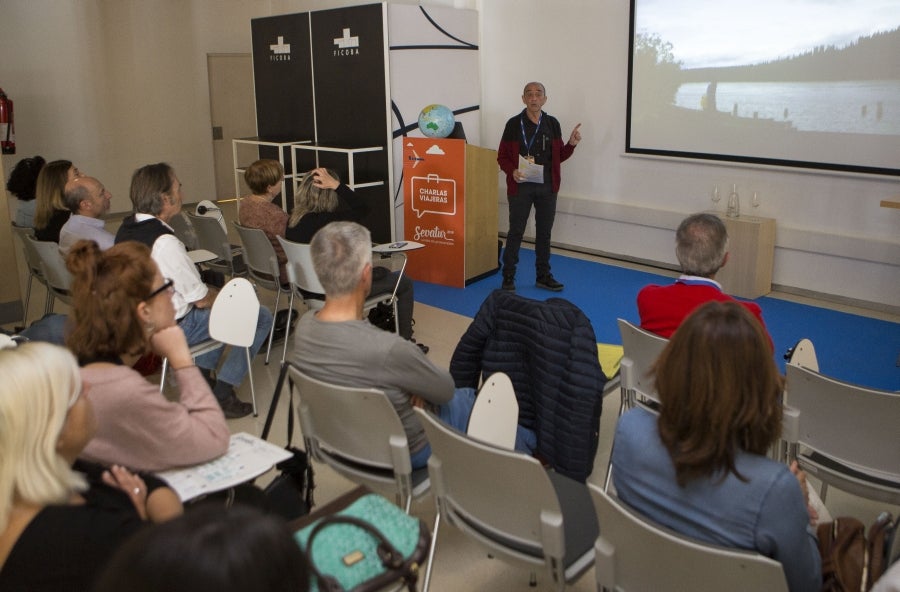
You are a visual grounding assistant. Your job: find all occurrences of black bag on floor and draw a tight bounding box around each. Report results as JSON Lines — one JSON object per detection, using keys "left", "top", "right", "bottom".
{"left": 261, "top": 363, "right": 315, "bottom": 520}
{"left": 272, "top": 308, "right": 299, "bottom": 343}
{"left": 367, "top": 302, "right": 396, "bottom": 333}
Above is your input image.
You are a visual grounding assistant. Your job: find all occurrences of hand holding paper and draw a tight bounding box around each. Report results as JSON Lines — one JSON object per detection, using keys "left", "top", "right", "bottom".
{"left": 517, "top": 155, "right": 544, "bottom": 184}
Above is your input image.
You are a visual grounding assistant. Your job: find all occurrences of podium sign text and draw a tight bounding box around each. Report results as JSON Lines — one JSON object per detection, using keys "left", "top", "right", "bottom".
{"left": 403, "top": 138, "right": 467, "bottom": 287}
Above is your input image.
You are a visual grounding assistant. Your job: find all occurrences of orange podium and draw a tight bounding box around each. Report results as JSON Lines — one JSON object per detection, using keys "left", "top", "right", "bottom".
{"left": 402, "top": 138, "right": 499, "bottom": 287}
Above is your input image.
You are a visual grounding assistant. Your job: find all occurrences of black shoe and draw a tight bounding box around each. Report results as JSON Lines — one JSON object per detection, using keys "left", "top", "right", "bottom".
{"left": 536, "top": 275, "right": 564, "bottom": 291}
{"left": 501, "top": 277, "right": 516, "bottom": 291}
{"left": 410, "top": 338, "right": 430, "bottom": 355}
{"left": 219, "top": 395, "right": 253, "bottom": 419}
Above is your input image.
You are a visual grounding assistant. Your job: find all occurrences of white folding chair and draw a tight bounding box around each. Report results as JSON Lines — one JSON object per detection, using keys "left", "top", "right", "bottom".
{"left": 783, "top": 364, "right": 900, "bottom": 505}
{"left": 286, "top": 362, "right": 429, "bottom": 512}
{"left": 233, "top": 222, "right": 290, "bottom": 364}
{"left": 604, "top": 319, "right": 668, "bottom": 490}
{"left": 10, "top": 222, "right": 48, "bottom": 322}
{"left": 589, "top": 484, "right": 789, "bottom": 592}
{"left": 416, "top": 407, "right": 596, "bottom": 592}
{"left": 168, "top": 211, "right": 198, "bottom": 250}
{"left": 25, "top": 235, "right": 72, "bottom": 313}
{"left": 785, "top": 337, "right": 819, "bottom": 372}
{"left": 159, "top": 278, "right": 261, "bottom": 415}
{"left": 466, "top": 371, "right": 518, "bottom": 450}
{"left": 185, "top": 211, "right": 246, "bottom": 278}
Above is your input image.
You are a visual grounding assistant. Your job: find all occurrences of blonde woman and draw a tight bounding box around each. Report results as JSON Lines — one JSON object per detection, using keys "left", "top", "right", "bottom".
{"left": 34, "top": 159, "right": 81, "bottom": 242}
{"left": 0, "top": 341, "right": 181, "bottom": 591}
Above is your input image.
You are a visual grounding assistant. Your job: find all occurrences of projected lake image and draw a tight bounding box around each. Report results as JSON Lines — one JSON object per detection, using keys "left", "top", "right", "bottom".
{"left": 675, "top": 81, "right": 900, "bottom": 136}
{"left": 628, "top": 0, "right": 900, "bottom": 175}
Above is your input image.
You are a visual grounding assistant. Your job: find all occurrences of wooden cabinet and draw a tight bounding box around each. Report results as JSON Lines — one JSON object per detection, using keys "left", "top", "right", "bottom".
{"left": 716, "top": 215, "right": 776, "bottom": 299}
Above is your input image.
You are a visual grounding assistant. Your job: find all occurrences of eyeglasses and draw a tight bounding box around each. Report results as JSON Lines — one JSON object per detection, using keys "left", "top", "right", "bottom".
{"left": 146, "top": 278, "right": 174, "bottom": 301}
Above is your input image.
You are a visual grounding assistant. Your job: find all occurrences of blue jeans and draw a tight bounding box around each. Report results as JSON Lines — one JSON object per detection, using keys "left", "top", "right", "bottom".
{"left": 503, "top": 181, "right": 557, "bottom": 280}
{"left": 410, "top": 387, "right": 537, "bottom": 469}
{"left": 178, "top": 305, "right": 273, "bottom": 398}
{"left": 20, "top": 313, "right": 68, "bottom": 345}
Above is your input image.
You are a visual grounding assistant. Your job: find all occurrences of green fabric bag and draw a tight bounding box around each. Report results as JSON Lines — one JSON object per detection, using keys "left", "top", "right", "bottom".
{"left": 294, "top": 491, "right": 430, "bottom": 592}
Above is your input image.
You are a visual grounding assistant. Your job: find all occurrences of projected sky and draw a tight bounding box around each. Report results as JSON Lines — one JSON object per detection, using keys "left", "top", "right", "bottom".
{"left": 635, "top": 0, "right": 900, "bottom": 69}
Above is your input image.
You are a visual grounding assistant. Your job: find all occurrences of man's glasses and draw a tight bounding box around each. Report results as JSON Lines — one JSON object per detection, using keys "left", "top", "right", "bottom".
{"left": 146, "top": 278, "right": 174, "bottom": 301}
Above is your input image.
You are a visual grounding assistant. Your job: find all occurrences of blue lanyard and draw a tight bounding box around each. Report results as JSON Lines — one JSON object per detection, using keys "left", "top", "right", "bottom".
{"left": 520, "top": 112, "right": 543, "bottom": 155}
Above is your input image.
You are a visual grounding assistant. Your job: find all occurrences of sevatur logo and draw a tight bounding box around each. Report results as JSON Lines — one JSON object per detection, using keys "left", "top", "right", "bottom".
{"left": 333, "top": 28, "right": 360, "bottom": 57}
{"left": 269, "top": 36, "right": 291, "bottom": 61}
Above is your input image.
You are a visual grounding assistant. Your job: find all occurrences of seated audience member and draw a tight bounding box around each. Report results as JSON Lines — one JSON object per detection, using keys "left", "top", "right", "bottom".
{"left": 289, "top": 221, "right": 477, "bottom": 469}
{"left": 238, "top": 159, "right": 289, "bottom": 281}
{"left": 94, "top": 505, "right": 309, "bottom": 592}
{"left": 59, "top": 176, "right": 115, "bottom": 253}
{"left": 66, "top": 240, "right": 230, "bottom": 470}
{"left": 0, "top": 341, "right": 182, "bottom": 592}
{"left": 5, "top": 155, "right": 45, "bottom": 228}
{"left": 637, "top": 212, "right": 769, "bottom": 342}
{"left": 285, "top": 168, "right": 424, "bottom": 352}
{"left": 115, "top": 162, "right": 272, "bottom": 419}
{"left": 612, "top": 301, "right": 820, "bottom": 592}
{"left": 34, "top": 159, "right": 82, "bottom": 242}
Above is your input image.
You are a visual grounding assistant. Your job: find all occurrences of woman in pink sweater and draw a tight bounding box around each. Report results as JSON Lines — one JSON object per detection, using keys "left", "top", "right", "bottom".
{"left": 65, "top": 240, "right": 230, "bottom": 472}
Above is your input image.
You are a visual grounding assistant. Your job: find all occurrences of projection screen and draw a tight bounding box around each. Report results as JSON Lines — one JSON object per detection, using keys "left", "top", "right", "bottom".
{"left": 626, "top": 0, "right": 900, "bottom": 177}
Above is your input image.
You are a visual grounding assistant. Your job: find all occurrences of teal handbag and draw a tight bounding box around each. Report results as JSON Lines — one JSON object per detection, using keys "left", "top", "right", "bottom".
{"left": 295, "top": 491, "right": 430, "bottom": 592}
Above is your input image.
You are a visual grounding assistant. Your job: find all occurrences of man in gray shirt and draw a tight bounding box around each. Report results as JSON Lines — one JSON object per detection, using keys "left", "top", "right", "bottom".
{"left": 59, "top": 176, "right": 115, "bottom": 253}
{"left": 289, "top": 221, "right": 474, "bottom": 468}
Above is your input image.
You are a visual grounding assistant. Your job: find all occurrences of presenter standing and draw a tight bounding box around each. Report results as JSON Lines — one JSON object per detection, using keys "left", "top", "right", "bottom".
{"left": 497, "top": 81, "right": 581, "bottom": 291}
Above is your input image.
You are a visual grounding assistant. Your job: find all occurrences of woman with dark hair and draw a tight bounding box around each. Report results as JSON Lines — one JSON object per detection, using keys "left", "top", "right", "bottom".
{"left": 5, "top": 155, "right": 45, "bottom": 227}
{"left": 65, "top": 239, "right": 230, "bottom": 472}
{"left": 34, "top": 159, "right": 81, "bottom": 242}
{"left": 94, "top": 505, "right": 309, "bottom": 592}
{"left": 238, "top": 158, "right": 289, "bottom": 280}
{"left": 0, "top": 341, "right": 182, "bottom": 591}
{"left": 285, "top": 168, "right": 425, "bottom": 351}
{"left": 611, "top": 301, "right": 820, "bottom": 592}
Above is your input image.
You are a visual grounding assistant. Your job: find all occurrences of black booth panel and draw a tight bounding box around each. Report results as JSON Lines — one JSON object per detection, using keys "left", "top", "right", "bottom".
{"left": 310, "top": 4, "right": 391, "bottom": 242}
{"left": 251, "top": 13, "right": 315, "bottom": 143}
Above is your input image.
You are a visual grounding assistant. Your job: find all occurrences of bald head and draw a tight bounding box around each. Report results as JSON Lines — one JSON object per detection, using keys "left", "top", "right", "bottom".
{"left": 64, "top": 176, "right": 111, "bottom": 218}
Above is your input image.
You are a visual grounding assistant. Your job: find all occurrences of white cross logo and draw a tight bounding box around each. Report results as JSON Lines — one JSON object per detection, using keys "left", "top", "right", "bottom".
{"left": 270, "top": 36, "right": 290, "bottom": 55}
{"left": 333, "top": 28, "right": 359, "bottom": 49}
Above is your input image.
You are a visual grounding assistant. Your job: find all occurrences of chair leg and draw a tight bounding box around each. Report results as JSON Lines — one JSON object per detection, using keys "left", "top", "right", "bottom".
{"left": 264, "top": 288, "right": 281, "bottom": 365}
{"left": 246, "top": 348, "right": 257, "bottom": 417}
{"left": 22, "top": 274, "right": 33, "bottom": 326}
{"left": 159, "top": 357, "right": 169, "bottom": 392}
{"left": 281, "top": 292, "right": 295, "bottom": 364}
{"left": 421, "top": 511, "right": 441, "bottom": 592}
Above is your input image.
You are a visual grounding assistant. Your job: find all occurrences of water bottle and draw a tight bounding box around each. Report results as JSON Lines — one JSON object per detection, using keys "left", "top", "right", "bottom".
{"left": 726, "top": 184, "right": 740, "bottom": 218}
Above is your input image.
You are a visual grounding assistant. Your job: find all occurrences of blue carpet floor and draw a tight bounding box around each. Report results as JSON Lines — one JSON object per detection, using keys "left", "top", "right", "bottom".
{"left": 413, "top": 249, "right": 900, "bottom": 391}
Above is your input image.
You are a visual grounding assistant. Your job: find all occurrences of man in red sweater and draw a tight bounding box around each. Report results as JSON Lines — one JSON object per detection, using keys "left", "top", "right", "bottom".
{"left": 637, "top": 213, "right": 771, "bottom": 345}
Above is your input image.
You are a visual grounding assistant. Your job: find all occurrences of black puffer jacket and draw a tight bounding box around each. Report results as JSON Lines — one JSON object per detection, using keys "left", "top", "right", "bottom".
{"left": 450, "top": 290, "right": 606, "bottom": 482}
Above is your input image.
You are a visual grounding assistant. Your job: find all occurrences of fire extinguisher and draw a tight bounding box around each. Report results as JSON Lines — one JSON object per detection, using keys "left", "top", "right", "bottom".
{"left": 0, "top": 87, "right": 15, "bottom": 155}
